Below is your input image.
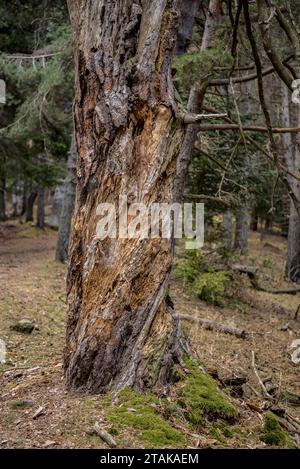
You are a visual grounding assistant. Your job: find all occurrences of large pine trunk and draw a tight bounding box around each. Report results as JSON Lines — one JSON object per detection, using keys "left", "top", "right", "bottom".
{"left": 64, "top": 0, "right": 187, "bottom": 393}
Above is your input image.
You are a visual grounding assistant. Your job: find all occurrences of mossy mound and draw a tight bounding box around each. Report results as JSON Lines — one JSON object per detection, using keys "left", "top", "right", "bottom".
{"left": 261, "top": 413, "right": 296, "bottom": 448}
{"left": 103, "top": 388, "right": 187, "bottom": 448}
{"left": 177, "top": 356, "right": 238, "bottom": 427}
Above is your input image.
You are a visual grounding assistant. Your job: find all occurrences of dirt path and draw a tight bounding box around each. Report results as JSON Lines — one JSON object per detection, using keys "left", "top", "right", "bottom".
{"left": 0, "top": 222, "right": 300, "bottom": 448}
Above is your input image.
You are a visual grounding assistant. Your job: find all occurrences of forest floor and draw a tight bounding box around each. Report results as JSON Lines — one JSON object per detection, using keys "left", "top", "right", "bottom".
{"left": 0, "top": 221, "right": 300, "bottom": 449}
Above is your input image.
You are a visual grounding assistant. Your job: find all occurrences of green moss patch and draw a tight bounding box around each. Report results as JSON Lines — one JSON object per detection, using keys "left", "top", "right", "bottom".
{"left": 261, "top": 413, "right": 296, "bottom": 448}
{"left": 103, "top": 388, "right": 187, "bottom": 448}
{"left": 177, "top": 357, "right": 238, "bottom": 427}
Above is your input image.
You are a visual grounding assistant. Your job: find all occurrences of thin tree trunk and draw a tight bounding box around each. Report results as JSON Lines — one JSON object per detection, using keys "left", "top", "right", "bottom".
{"left": 20, "top": 182, "right": 27, "bottom": 217}
{"left": 65, "top": 0, "right": 188, "bottom": 393}
{"left": 250, "top": 208, "right": 258, "bottom": 231}
{"left": 25, "top": 190, "right": 37, "bottom": 222}
{"left": 174, "top": 0, "right": 220, "bottom": 203}
{"left": 56, "top": 135, "right": 77, "bottom": 263}
{"left": 233, "top": 80, "right": 251, "bottom": 253}
{"left": 286, "top": 112, "right": 300, "bottom": 282}
{"left": 201, "top": 0, "right": 221, "bottom": 51}
{"left": 48, "top": 185, "right": 65, "bottom": 229}
{"left": 223, "top": 210, "right": 234, "bottom": 249}
{"left": 36, "top": 186, "right": 45, "bottom": 229}
{"left": 234, "top": 207, "right": 248, "bottom": 254}
{"left": 0, "top": 175, "right": 6, "bottom": 221}
{"left": 282, "top": 84, "right": 300, "bottom": 282}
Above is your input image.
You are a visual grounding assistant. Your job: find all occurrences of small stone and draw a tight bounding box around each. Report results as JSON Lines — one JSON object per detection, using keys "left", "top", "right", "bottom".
{"left": 10, "top": 319, "right": 36, "bottom": 334}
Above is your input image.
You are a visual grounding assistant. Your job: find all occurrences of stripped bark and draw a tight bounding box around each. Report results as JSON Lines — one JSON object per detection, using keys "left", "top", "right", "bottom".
{"left": 65, "top": 0, "right": 188, "bottom": 393}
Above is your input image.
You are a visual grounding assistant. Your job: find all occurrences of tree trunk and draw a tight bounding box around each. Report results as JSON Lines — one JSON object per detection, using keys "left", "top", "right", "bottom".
{"left": 174, "top": 0, "right": 220, "bottom": 203}
{"left": 175, "top": 0, "right": 199, "bottom": 55}
{"left": 233, "top": 80, "right": 251, "bottom": 254}
{"left": 25, "top": 190, "right": 37, "bottom": 222}
{"left": 0, "top": 175, "right": 6, "bottom": 221}
{"left": 282, "top": 84, "right": 300, "bottom": 282}
{"left": 20, "top": 182, "right": 27, "bottom": 218}
{"left": 48, "top": 185, "right": 65, "bottom": 229}
{"left": 56, "top": 135, "right": 77, "bottom": 263}
{"left": 64, "top": 0, "right": 188, "bottom": 393}
{"left": 223, "top": 210, "right": 234, "bottom": 249}
{"left": 36, "top": 186, "right": 45, "bottom": 229}
{"left": 286, "top": 110, "right": 300, "bottom": 282}
{"left": 250, "top": 208, "right": 258, "bottom": 231}
{"left": 234, "top": 207, "right": 248, "bottom": 254}
{"left": 201, "top": 0, "right": 221, "bottom": 51}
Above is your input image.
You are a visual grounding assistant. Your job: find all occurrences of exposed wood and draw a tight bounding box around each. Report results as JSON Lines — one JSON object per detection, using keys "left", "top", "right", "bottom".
{"left": 64, "top": 0, "right": 188, "bottom": 394}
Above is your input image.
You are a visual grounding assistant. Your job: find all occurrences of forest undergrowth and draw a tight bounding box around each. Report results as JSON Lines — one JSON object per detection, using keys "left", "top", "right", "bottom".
{"left": 0, "top": 221, "right": 300, "bottom": 449}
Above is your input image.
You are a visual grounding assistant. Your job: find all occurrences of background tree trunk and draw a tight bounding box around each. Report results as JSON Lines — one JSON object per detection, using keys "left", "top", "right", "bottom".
{"left": 56, "top": 135, "right": 77, "bottom": 263}
{"left": 36, "top": 186, "right": 45, "bottom": 229}
{"left": 280, "top": 83, "right": 300, "bottom": 282}
{"left": 0, "top": 175, "right": 6, "bottom": 221}
{"left": 48, "top": 185, "right": 65, "bottom": 229}
{"left": 233, "top": 80, "right": 251, "bottom": 253}
{"left": 223, "top": 210, "right": 234, "bottom": 249}
{"left": 64, "top": 0, "right": 187, "bottom": 393}
{"left": 26, "top": 190, "right": 37, "bottom": 223}
{"left": 201, "top": 0, "right": 221, "bottom": 51}
{"left": 234, "top": 207, "right": 248, "bottom": 254}
{"left": 175, "top": 0, "right": 199, "bottom": 55}
{"left": 286, "top": 99, "right": 300, "bottom": 282}
{"left": 174, "top": 0, "right": 219, "bottom": 203}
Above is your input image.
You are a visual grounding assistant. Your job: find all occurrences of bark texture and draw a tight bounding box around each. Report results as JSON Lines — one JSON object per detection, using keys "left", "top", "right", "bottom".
{"left": 65, "top": 0, "right": 187, "bottom": 393}
{"left": 56, "top": 135, "right": 77, "bottom": 263}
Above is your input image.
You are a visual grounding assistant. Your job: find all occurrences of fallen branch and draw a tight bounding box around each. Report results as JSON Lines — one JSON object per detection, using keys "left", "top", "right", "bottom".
{"left": 251, "top": 351, "right": 273, "bottom": 399}
{"left": 180, "top": 314, "right": 247, "bottom": 339}
{"left": 232, "top": 264, "right": 300, "bottom": 295}
{"left": 197, "top": 123, "right": 300, "bottom": 133}
{"left": 181, "top": 112, "right": 227, "bottom": 124}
